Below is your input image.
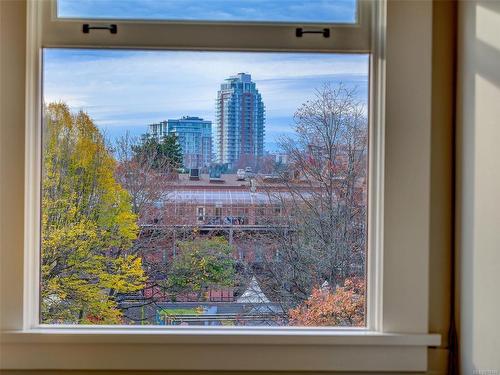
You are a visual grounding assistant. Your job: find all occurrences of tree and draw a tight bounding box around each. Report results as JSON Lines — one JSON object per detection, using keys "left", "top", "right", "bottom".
{"left": 257, "top": 83, "right": 368, "bottom": 317}
{"left": 114, "top": 133, "right": 179, "bottom": 313}
{"left": 114, "top": 132, "right": 176, "bottom": 222}
{"left": 165, "top": 237, "right": 236, "bottom": 300}
{"left": 133, "top": 133, "right": 183, "bottom": 171}
{"left": 161, "top": 133, "right": 183, "bottom": 169}
{"left": 41, "top": 103, "right": 147, "bottom": 324}
{"left": 288, "top": 277, "right": 365, "bottom": 327}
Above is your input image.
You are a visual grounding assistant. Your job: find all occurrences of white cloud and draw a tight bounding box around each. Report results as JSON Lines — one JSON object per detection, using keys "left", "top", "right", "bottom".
{"left": 44, "top": 50, "right": 368, "bottom": 141}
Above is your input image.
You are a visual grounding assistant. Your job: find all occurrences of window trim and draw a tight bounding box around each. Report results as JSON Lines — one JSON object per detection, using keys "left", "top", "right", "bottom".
{"left": 40, "top": 0, "right": 372, "bottom": 52}
{"left": 0, "top": 0, "right": 441, "bottom": 372}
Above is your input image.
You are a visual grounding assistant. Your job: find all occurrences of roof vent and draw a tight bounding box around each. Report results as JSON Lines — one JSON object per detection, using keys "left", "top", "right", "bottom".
{"left": 236, "top": 169, "right": 246, "bottom": 181}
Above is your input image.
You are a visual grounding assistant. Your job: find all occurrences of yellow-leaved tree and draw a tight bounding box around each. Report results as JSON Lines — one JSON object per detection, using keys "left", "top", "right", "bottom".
{"left": 41, "top": 103, "right": 147, "bottom": 324}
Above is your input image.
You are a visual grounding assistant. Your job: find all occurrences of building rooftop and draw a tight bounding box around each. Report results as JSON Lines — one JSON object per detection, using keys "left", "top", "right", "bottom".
{"left": 157, "top": 174, "right": 316, "bottom": 205}
{"left": 174, "top": 116, "right": 207, "bottom": 122}
{"left": 165, "top": 190, "right": 285, "bottom": 205}
{"left": 228, "top": 72, "right": 252, "bottom": 82}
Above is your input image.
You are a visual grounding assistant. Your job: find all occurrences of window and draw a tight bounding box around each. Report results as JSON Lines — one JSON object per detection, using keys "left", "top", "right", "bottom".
{"left": 1, "top": 0, "right": 441, "bottom": 372}
{"left": 39, "top": 0, "right": 371, "bottom": 327}
{"left": 56, "top": 0, "right": 358, "bottom": 24}
{"left": 215, "top": 206, "right": 222, "bottom": 218}
{"left": 197, "top": 206, "right": 206, "bottom": 222}
{"left": 42, "top": 48, "right": 368, "bottom": 326}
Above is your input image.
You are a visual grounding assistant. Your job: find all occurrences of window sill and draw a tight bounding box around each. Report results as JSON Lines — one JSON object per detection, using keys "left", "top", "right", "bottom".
{"left": 1, "top": 329, "right": 440, "bottom": 372}
{"left": 2, "top": 327, "right": 440, "bottom": 345}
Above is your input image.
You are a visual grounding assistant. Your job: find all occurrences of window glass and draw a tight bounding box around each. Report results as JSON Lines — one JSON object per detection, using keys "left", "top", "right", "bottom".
{"left": 42, "top": 49, "right": 368, "bottom": 326}
{"left": 56, "top": 0, "right": 357, "bottom": 24}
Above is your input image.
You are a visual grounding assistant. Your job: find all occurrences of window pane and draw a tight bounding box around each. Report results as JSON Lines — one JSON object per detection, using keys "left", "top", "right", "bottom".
{"left": 57, "top": 0, "right": 357, "bottom": 24}
{"left": 42, "top": 49, "right": 368, "bottom": 326}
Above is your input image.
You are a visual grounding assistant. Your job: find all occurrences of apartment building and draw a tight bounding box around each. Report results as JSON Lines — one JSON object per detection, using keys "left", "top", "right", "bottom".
{"left": 214, "top": 73, "right": 265, "bottom": 168}
{"left": 149, "top": 116, "right": 212, "bottom": 169}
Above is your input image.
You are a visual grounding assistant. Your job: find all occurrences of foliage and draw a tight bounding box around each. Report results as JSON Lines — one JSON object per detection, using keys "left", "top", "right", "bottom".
{"left": 165, "top": 237, "right": 236, "bottom": 300}
{"left": 41, "top": 103, "right": 147, "bottom": 324}
{"left": 133, "top": 133, "right": 183, "bottom": 171}
{"left": 289, "top": 277, "right": 365, "bottom": 327}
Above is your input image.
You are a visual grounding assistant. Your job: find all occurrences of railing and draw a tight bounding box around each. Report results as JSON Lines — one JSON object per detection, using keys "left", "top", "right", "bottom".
{"left": 158, "top": 313, "right": 279, "bottom": 325}
{"left": 200, "top": 215, "right": 249, "bottom": 225}
{"left": 140, "top": 216, "right": 291, "bottom": 231}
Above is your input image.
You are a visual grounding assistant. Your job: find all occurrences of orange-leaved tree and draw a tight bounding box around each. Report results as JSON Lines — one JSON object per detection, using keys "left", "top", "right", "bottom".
{"left": 288, "top": 277, "right": 365, "bottom": 327}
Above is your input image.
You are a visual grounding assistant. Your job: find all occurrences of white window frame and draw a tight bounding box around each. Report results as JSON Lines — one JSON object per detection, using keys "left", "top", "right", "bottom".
{"left": 0, "top": 0, "right": 440, "bottom": 372}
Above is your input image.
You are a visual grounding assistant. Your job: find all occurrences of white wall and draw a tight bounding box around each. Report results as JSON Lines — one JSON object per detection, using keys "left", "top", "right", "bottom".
{"left": 0, "top": 0, "right": 454, "bottom": 373}
{"left": 457, "top": 0, "right": 500, "bottom": 373}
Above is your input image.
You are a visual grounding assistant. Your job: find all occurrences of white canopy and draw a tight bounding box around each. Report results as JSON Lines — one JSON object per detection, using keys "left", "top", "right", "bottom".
{"left": 236, "top": 276, "right": 271, "bottom": 304}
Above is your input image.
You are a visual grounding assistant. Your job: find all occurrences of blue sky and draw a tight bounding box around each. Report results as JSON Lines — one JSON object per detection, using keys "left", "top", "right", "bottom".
{"left": 57, "top": 0, "right": 357, "bottom": 23}
{"left": 43, "top": 49, "right": 368, "bottom": 152}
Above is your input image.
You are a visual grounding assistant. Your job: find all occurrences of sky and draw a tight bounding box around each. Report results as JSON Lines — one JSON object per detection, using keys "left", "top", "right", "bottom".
{"left": 48, "top": 1, "right": 367, "bottom": 151}
{"left": 43, "top": 50, "right": 368, "bottom": 152}
{"left": 57, "top": 0, "right": 357, "bottom": 24}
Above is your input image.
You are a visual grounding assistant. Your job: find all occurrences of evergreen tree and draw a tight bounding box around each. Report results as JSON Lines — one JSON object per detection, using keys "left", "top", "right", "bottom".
{"left": 132, "top": 133, "right": 183, "bottom": 171}
{"left": 161, "top": 133, "right": 183, "bottom": 169}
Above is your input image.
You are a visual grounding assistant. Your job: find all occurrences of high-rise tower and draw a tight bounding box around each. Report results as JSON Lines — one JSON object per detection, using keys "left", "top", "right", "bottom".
{"left": 214, "top": 73, "right": 265, "bottom": 168}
